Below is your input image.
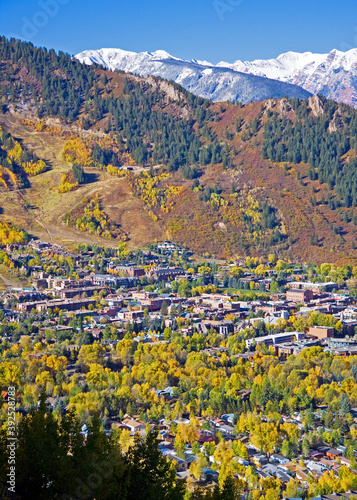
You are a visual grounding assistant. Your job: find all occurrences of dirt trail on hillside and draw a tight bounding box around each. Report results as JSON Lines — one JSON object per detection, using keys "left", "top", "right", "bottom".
{"left": 0, "top": 273, "right": 19, "bottom": 288}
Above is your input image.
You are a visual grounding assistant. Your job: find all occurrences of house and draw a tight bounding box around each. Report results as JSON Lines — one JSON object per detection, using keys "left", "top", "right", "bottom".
{"left": 202, "top": 468, "right": 219, "bottom": 481}
{"left": 340, "top": 457, "right": 351, "bottom": 467}
{"left": 219, "top": 424, "right": 235, "bottom": 436}
{"left": 310, "top": 450, "right": 323, "bottom": 460}
{"left": 117, "top": 310, "right": 144, "bottom": 321}
{"left": 146, "top": 267, "right": 184, "bottom": 281}
{"left": 275, "top": 469, "right": 292, "bottom": 484}
{"left": 200, "top": 320, "right": 234, "bottom": 336}
{"left": 158, "top": 433, "right": 175, "bottom": 443}
{"left": 281, "top": 462, "right": 306, "bottom": 474}
{"left": 252, "top": 454, "right": 268, "bottom": 467}
{"left": 45, "top": 396, "right": 58, "bottom": 409}
{"left": 262, "top": 464, "right": 281, "bottom": 475}
{"left": 221, "top": 413, "right": 235, "bottom": 425}
{"left": 114, "top": 266, "right": 145, "bottom": 278}
{"left": 154, "top": 387, "right": 174, "bottom": 399}
{"left": 306, "top": 460, "right": 327, "bottom": 474}
{"left": 91, "top": 328, "right": 103, "bottom": 340}
{"left": 270, "top": 453, "right": 290, "bottom": 465}
{"left": 168, "top": 455, "right": 189, "bottom": 472}
{"left": 326, "top": 448, "right": 343, "bottom": 460}
{"left": 295, "top": 470, "right": 309, "bottom": 487}
{"left": 121, "top": 418, "right": 145, "bottom": 433}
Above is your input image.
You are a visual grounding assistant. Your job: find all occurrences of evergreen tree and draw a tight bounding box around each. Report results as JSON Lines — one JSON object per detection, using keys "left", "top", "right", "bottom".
{"left": 72, "top": 162, "right": 85, "bottom": 183}
{"left": 340, "top": 392, "right": 352, "bottom": 415}
{"left": 160, "top": 300, "right": 168, "bottom": 316}
{"left": 302, "top": 438, "right": 310, "bottom": 457}
{"left": 125, "top": 430, "right": 185, "bottom": 500}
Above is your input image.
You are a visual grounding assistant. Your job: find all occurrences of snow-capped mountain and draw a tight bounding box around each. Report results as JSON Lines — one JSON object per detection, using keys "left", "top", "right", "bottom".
{"left": 218, "top": 49, "right": 357, "bottom": 107}
{"left": 76, "top": 48, "right": 311, "bottom": 104}
{"left": 76, "top": 47, "right": 357, "bottom": 107}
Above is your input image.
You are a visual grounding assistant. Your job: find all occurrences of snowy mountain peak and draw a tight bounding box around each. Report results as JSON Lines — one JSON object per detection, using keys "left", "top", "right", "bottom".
{"left": 149, "top": 50, "right": 175, "bottom": 59}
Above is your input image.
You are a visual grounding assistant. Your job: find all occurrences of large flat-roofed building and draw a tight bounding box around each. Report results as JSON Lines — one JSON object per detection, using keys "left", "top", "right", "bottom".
{"left": 59, "top": 286, "right": 105, "bottom": 299}
{"left": 289, "top": 281, "right": 338, "bottom": 293}
{"left": 286, "top": 288, "right": 313, "bottom": 303}
{"left": 326, "top": 337, "right": 357, "bottom": 349}
{"left": 145, "top": 267, "right": 184, "bottom": 281}
{"left": 246, "top": 331, "right": 305, "bottom": 348}
{"left": 277, "top": 338, "right": 321, "bottom": 357}
{"left": 308, "top": 326, "right": 335, "bottom": 339}
{"left": 17, "top": 298, "right": 96, "bottom": 313}
{"left": 115, "top": 266, "right": 145, "bottom": 277}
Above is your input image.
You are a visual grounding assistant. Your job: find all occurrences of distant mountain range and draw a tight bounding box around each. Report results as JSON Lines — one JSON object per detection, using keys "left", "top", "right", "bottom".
{"left": 75, "top": 48, "right": 311, "bottom": 104}
{"left": 76, "top": 47, "right": 357, "bottom": 107}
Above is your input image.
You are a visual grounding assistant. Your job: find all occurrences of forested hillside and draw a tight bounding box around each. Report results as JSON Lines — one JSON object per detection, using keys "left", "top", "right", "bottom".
{"left": 3, "top": 37, "right": 357, "bottom": 263}
{"left": 262, "top": 97, "right": 357, "bottom": 207}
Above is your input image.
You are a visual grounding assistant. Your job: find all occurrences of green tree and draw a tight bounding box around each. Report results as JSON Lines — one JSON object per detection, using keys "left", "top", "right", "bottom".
{"left": 125, "top": 430, "right": 185, "bottom": 500}
{"left": 340, "top": 393, "right": 352, "bottom": 416}
{"left": 160, "top": 301, "right": 168, "bottom": 316}
{"left": 302, "top": 437, "right": 310, "bottom": 457}
{"left": 281, "top": 439, "right": 292, "bottom": 459}
{"left": 15, "top": 389, "right": 69, "bottom": 499}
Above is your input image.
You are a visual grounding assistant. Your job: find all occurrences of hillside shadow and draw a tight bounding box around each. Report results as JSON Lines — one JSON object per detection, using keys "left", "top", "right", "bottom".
{"left": 85, "top": 173, "right": 99, "bottom": 184}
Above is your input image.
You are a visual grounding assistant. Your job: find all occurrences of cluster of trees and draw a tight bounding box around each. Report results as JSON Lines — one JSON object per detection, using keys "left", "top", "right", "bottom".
{"left": 262, "top": 97, "right": 357, "bottom": 207}
{"left": 1, "top": 311, "right": 357, "bottom": 428}
{"left": 0, "top": 125, "right": 45, "bottom": 186}
{"left": 0, "top": 398, "right": 241, "bottom": 499}
{"left": 58, "top": 173, "right": 78, "bottom": 193}
{"left": 128, "top": 171, "right": 184, "bottom": 213}
{"left": 0, "top": 221, "right": 28, "bottom": 245}
{"left": 198, "top": 140, "right": 232, "bottom": 169}
{"left": 63, "top": 194, "right": 118, "bottom": 239}
{"left": 0, "top": 36, "right": 102, "bottom": 122}
{"left": 62, "top": 137, "right": 92, "bottom": 166}
{"left": 22, "top": 159, "right": 46, "bottom": 176}
{"left": 106, "top": 78, "right": 203, "bottom": 170}
{"left": 92, "top": 142, "right": 120, "bottom": 168}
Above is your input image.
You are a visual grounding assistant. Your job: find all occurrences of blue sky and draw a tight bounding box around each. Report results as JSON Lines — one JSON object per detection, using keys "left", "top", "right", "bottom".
{"left": 1, "top": 0, "right": 357, "bottom": 63}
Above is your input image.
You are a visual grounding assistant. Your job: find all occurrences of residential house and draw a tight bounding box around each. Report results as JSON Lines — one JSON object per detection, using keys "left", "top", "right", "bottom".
{"left": 122, "top": 418, "right": 145, "bottom": 434}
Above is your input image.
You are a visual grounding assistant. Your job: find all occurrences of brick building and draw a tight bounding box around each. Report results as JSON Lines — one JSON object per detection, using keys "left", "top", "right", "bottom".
{"left": 286, "top": 288, "right": 313, "bottom": 303}
{"left": 308, "top": 326, "right": 335, "bottom": 339}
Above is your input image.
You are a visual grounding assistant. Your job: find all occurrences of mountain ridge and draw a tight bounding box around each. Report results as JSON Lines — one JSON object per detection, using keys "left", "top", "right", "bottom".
{"left": 76, "top": 48, "right": 312, "bottom": 104}
{"left": 76, "top": 47, "right": 357, "bottom": 107}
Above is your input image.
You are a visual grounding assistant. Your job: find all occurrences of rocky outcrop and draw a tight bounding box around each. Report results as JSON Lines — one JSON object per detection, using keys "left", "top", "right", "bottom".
{"left": 308, "top": 95, "right": 325, "bottom": 117}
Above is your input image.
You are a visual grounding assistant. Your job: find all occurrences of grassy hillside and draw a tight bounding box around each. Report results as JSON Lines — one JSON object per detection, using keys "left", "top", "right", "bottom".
{"left": 2, "top": 37, "right": 357, "bottom": 264}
